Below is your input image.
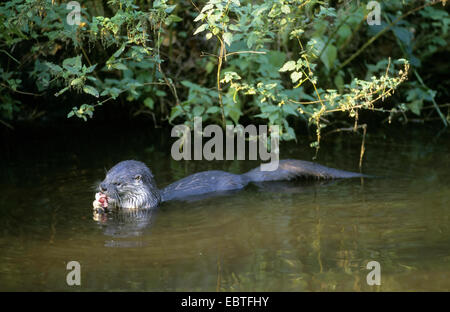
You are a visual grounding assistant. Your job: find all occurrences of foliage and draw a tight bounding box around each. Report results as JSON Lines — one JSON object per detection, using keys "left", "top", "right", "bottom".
{"left": 0, "top": 0, "right": 448, "bottom": 151}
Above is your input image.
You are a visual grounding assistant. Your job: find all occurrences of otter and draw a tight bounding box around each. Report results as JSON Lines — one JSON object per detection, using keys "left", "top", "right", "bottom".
{"left": 93, "top": 159, "right": 368, "bottom": 210}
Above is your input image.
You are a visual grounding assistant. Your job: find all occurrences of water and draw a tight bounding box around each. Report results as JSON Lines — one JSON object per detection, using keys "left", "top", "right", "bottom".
{"left": 0, "top": 125, "right": 449, "bottom": 291}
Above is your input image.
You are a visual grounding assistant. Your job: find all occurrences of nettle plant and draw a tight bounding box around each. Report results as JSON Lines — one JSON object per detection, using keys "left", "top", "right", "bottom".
{"left": 186, "top": 0, "right": 411, "bottom": 161}
{"left": 0, "top": 0, "right": 447, "bottom": 160}
{"left": 0, "top": 0, "right": 182, "bottom": 123}
{"left": 59, "top": 0, "right": 180, "bottom": 121}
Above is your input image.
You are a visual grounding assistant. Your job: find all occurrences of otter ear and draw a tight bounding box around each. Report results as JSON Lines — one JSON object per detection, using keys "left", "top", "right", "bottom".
{"left": 134, "top": 174, "right": 142, "bottom": 181}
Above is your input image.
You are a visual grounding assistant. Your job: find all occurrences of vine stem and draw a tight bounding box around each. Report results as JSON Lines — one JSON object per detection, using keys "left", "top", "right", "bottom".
{"left": 297, "top": 37, "right": 326, "bottom": 157}
{"left": 215, "top": 1, "right": 233, "bottom": 128}
{"left": 322, "top": 124, "right": 367, "bottom": 169}
{"left": 0, "top": 49, "right": 20, "bottom": 64}
{"left": 0, "top": 119, "right": 14, "bottom": 129}
{"left": 318, "top": 14, "right": 351, "bottom": 60}
{"left": 225, "top": 50, "right": 266, "bottom": 57}
{"left": 359, "top": 124, "right": 367, "bottom": 169}
{"left": 297, "top": 38, "right": 325, "bottom": 108}
{"left": 154, "top": 21, "right": 187, "bottom": 119}
{"left": 216, "top": 38, "right": 226, "bottom": 128}
{"left": 0, "top": 83, "right": 43, "bottom": 96}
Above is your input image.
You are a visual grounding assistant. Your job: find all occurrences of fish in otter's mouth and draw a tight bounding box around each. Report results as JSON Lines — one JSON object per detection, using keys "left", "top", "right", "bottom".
{"left": 93, "top": 192, "right": 108, "bottom": 209}
{"left": 93, "top": 160, "right": 161, "bottom": 211}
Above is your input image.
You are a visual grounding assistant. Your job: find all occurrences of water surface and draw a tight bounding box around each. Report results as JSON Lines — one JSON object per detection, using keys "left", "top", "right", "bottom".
{"left": 0, "top": 125, "right": 449, "bottom": 291}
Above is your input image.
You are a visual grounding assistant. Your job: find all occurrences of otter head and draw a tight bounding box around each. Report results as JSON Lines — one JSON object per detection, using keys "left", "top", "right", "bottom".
{"left": 98, "top": 160, "right": 161, "bottom": 209}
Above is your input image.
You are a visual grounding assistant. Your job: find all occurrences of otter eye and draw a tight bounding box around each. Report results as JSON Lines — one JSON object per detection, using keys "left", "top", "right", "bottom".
{"left": 134, "top": 174, "right": 141, "bottom": 181}
{"left": 113, "top": 182, "right": 121, "bottom": 186}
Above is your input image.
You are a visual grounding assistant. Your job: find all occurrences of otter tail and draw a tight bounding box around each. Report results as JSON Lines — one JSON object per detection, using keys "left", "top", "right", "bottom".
{"left": 243, "top": 159, "right": 368, "bottom": 182}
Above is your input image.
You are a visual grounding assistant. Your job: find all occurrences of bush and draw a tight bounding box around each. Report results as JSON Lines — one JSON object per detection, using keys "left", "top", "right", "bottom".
{"left": 0, "top": 0, "right": 448, "bottom": 151}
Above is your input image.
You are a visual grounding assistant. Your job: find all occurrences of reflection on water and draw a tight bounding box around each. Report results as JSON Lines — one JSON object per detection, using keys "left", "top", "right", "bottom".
{"left": 94, "top": 209, "right": 157, "bottom": 248}
{"left": 0, "top": 125, "right": 449, "bottom": 291}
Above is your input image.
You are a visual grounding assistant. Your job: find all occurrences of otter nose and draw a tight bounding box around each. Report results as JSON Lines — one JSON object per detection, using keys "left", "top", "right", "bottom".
{"left": 100, "top": 183, "right": 107, "bottom": 192}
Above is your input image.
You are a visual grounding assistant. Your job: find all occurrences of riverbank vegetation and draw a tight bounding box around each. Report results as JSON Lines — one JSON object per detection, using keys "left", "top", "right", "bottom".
{"left": 0, "top": 0, "right": 448, "bottom": 159}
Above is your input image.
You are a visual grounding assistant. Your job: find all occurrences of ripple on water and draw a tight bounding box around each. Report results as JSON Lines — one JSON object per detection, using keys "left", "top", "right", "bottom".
{"left": 1, "top": 128, "right": 450, "bottom": 290}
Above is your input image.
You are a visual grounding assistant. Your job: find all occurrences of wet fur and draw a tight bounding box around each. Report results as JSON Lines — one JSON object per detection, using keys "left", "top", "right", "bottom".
{"left": 98, "top": 159, "right": 368, "bottom": 209}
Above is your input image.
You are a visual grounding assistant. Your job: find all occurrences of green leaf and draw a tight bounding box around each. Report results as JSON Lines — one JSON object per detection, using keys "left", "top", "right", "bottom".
{"left": 279, "top": 61, "right": 296, "bottom": 72}
{"left": 193, "top": 106, "right": 205, "bottom": 116}
{"left": 46, "top": 62, "right": 63, "bottom": 73}
{"left": 169, "top": 105, "right": 184, "bottom": 122}
{"left": 83, "top": 85, "right": 99, "bottom": 98}
{"left": 55, "top": 86, "right": 69, "bottom": 97}
{"left": 63, "top": 55, "right": 82, "bottom": 69}
{"left": 334, "top": 73, "right": 344, "bottom": 91}
{"left": 167, "top": 14, "right": 182, "bottom": 23}
{"left": 282, "top": 103, "right": 298, "bottom": 116}
{"left": 156, "top": 90, "right": 167, "bottom": 97}
{"left": 223, "top": 32, "right": 233, "bottom": 46}
{"left": 113, "top": 43, "right": 127, "bottom": 58}
{"left": 194, "top": 13, "right": 204, "bottom": 22}
{"left": 144, "top": 97, "right": 154, "bottom": 110}
{"left": 201, "top": 4, "right": 214, "bottom": 13}
{"left": 337, "top": 24, "right": 352, "bottom": 39}
{"left": 261, "top": 104, "right": 279, "bottom": 113}
{"left": 227, "top": 107, "right": 241, "bottom": 124}
{"left": 392, "top": 26, "right": 412, "bottom": 47}
{"left": 246, "top": 32, "right": 257, "bottom": 48}
{"left": 283, "top": 128, "right": 296, "bottom": 141}
{"left": 85, "top": 64, "right": 97, "bottom": 74}
{"left": 70, "top": 78, "right": 84, "bottom": 86}
{"left": 290, "top": 71, "right": 302, "bottom": 83}
{"left": 407, "top": 99, "right": 423, "bottom": 116}
{"left": 320, "top": 44, "right": 337, "bottom": 71}
{"left": 111, "top": 63, "right": 128, "bottom": 71}
{"left": 206, "top": 106, "right": 220, "bottom": 114}
{"left": 267, "top": 51, "right": 286, "bottom": 69}
{"left": 194, "top": 23, "right": 208, "bottom": 35}
{"left": 165, "top": 4, "right": 176, "bottom": 13}
{"left": 281, "top": 5, "right": 291, "bottom": 14}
